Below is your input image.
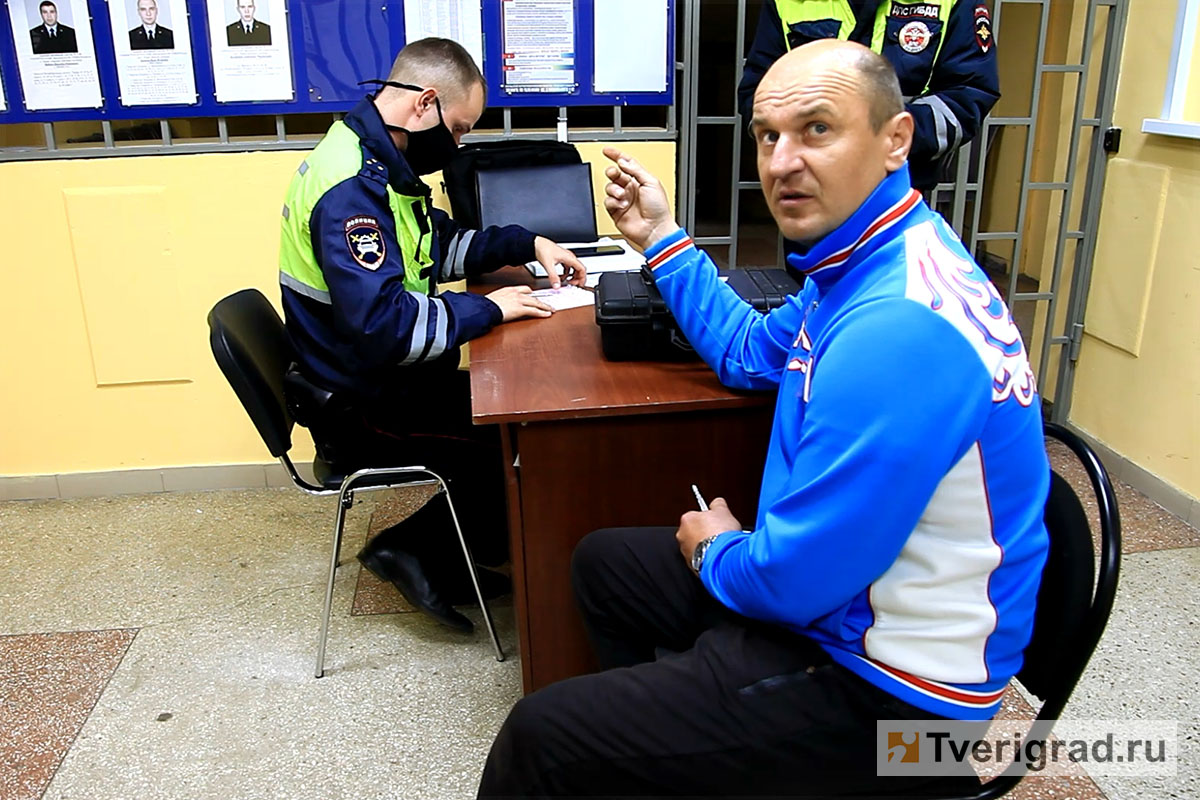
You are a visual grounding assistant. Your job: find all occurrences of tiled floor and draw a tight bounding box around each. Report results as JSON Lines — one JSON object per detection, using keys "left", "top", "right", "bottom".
{"left": 1, "top": 448, "right": 1197, "bottom": 799}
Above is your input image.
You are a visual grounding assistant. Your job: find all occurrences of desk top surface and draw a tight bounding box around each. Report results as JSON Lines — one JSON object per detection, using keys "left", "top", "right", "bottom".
{"left": 469, "top": 269, "right": 773, "bottom": 424}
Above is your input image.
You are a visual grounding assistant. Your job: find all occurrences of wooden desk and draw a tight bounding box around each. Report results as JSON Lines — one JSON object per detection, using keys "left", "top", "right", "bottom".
{"left": 470, "top": 273, "right": 774, "bottom": 693}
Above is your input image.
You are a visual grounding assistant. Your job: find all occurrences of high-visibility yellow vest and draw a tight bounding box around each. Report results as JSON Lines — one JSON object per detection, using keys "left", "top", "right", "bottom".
{"left": 279, "top": 121, "right": 433, "bottom": 304}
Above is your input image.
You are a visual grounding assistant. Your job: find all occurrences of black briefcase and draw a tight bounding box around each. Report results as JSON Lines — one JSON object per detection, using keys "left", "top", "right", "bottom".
{"left": 595, "top": 266, "right": 800, "bottom": 361}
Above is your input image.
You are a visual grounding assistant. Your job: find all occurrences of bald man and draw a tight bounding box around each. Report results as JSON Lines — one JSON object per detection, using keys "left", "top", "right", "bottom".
{"left": 477, "top": 41, "right": 1049, "bottom": 798}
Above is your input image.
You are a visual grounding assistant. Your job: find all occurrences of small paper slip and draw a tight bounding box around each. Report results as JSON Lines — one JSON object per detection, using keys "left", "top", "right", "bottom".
{"left": 530, "top": 285, "right": 596, "bottom": 311}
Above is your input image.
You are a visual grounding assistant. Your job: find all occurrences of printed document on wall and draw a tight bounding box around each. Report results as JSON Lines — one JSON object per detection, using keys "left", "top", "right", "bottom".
{"left": 0, "top": 66, "right": 7, "bottom": 112}
{"left": 107, "top": 0, "right": 197, "bottom": 106}
{"left": 501, "top": 0, "right": 576, "bottom": 95}
{"left": 207, "top": 0, "right": 294, "bottom": 103}
{"left": 7, "top": 0, "right": 103, "bottom": 110}
{"left": 594, "top": 0, "right": 668, "bottom": 93}
{"left": 404, "top": 0, "right": 484, "bottom": 73}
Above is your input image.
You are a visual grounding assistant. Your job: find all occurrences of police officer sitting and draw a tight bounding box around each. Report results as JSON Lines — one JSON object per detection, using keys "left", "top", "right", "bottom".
{"left": 278, "top": 38, "right": 585, "bottom": 633}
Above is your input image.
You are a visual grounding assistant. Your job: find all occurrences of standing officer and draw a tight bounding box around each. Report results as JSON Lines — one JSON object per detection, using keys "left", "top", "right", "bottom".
{"left": 279, "top": 38, "right": 585, "bottom": 633}
{"left": 738, "top": 0, "right": 999, "bottom": 191}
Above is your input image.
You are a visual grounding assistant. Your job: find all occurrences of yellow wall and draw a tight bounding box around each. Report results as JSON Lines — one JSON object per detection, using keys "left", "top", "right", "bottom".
{"left": 1185, "top": 11, "right": 1200, "bottom": 122}
{"left": 1070, "top": 0, "right": 1200, "bottom": 497}
{"left": 0, "top": 141, "right": 675, "bottom": 477}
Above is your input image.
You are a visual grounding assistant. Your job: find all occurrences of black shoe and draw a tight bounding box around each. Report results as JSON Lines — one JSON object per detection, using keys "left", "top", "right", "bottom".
{"left": 356, "top": 546, "right": 474, "bottom": 634}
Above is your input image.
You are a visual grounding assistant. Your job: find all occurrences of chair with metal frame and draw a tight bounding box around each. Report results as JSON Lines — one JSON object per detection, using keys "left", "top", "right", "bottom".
{"left": 206, "top": 288, "right": 505, "bottom": 678}
{"left": 929, "top": 420, "right": 1122, "bottom": 799}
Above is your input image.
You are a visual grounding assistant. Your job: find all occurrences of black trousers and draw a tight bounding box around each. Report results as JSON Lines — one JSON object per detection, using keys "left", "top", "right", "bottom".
{"left": 307, "top": 370, "right": 509, "bottom": 571}
{"left": 477, "top": 527, "right": 981, "bottom": 799}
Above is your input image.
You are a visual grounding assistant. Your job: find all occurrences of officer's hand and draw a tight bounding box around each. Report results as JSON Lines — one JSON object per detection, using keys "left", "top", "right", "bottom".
{"left": 602, "top": 147, "right": 679, "bottom": 253}
{"left": 676, "top": 497, "right": 742, "bottom": 567}
{"left": 533, "top": 236, "right": 587, "bottom": 289}
{"left": 486, "top": 285, "right": 555, "bottom": 323}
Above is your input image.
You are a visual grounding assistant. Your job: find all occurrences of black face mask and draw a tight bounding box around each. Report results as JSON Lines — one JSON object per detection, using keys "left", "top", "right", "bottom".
{"left": 360, "top": 80, "right": 459, "bottom": 176}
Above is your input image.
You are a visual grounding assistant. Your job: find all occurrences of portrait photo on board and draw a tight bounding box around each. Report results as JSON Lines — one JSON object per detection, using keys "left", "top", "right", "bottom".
{"left": 28, "top": 0, "right": 79, "bottom": 54}
{"left": 226, "top": 0, "right": 271, "bottom": 46}
{"left": 127, "top": 0, "right": 175, "bottom": 50}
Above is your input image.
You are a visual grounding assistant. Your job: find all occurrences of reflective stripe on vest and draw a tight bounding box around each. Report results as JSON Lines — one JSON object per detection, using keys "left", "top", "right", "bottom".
{"left": 774, "top": 0, "right": 954, "bottom": 94}
{"left": 279, "top": 121, "right": 434, "bottom": 303}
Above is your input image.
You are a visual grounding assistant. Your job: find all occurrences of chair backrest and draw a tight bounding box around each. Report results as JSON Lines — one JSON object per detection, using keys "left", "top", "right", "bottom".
{"left": 1019, "top": 422, "right": 1122, "bottom": 720}
{"left": 206, "top": 289, "right": 295, "bottom": 458}
{"left": 952, "top": 423, "right": 1122, "bottom": 800}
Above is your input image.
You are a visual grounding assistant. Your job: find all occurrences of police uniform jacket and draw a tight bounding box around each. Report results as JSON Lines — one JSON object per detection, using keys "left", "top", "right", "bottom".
{"left": 738, "top": 0, "right": 999, "bottom": 190}
{"left": 30, "top": 23, "right": 78, "bottom": 54}
{"left": 226, "top": 19, "right": 271, "bottom": 46}
{"left": 278, "top": 97, "right": 537, "bottom": 399}
{"left": 129, "top": 25, "right": 175, "bottom": 49}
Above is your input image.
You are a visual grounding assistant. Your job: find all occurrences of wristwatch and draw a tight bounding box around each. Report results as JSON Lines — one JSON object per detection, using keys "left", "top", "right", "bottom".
{"left": 690, "top": 534, "right": 720, "bottom": 573}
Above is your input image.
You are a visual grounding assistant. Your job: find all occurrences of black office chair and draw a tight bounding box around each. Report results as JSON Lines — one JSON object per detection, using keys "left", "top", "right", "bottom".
{"left": 933, "top": 421, "right": 1122, "bottom": 799}
{"left": 206, "top": 289, "right": 504, "bottom": 678}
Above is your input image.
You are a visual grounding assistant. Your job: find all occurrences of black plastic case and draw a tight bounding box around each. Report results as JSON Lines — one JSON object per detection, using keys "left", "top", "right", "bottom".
{"left": 594, "top": 266, "right": 801, "bottom": 361}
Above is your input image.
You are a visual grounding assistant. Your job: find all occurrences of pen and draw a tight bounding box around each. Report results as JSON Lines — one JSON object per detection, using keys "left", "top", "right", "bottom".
{"left": 691, "top": 484, "right": 709, "bottom": 512}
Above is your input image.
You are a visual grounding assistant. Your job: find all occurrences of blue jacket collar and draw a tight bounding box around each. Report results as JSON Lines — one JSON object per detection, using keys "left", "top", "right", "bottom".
{"left": 785, "top": 164, "right": 923, "bottom": 293}
{"left": 342, "top": 96, "right": 429, "bottom": 196}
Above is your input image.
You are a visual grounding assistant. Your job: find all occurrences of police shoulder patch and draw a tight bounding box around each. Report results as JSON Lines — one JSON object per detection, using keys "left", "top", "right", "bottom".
{"left": 344, "top": 215, "right": 386, "bottom": 270}
{"left": 974, "top": 4, "right": 993, "bottom": 53}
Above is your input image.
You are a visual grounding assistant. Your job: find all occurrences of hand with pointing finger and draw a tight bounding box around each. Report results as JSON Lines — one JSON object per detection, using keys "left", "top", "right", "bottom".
{"left": 601, "top": 146, "right": 680, "bottom": 253}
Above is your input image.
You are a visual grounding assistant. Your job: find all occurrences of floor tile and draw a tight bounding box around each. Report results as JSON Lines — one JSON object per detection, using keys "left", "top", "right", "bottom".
{"left": 350, "top": 488, "right": 437, "bottom": 616}
{"left": 0, "top": 629, "right": 137, "bottom": 800}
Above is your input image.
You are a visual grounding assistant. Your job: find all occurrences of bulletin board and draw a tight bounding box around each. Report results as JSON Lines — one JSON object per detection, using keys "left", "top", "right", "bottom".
{"left": 0, "top": 0, "right": 674, "bottom": 124}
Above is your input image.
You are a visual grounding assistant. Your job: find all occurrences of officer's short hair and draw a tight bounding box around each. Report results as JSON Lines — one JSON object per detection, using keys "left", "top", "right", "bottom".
{"left": 388, "top": 37, "right": 486, "bottom": 108}
{"left": 40, "top": 1, "right": 57, "bottom": 10}
{"left": 850, "top": 48, "right": 903, "bottom": 132}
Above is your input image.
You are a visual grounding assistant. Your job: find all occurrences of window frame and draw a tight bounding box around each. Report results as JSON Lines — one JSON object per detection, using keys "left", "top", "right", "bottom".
{"left": 1142, "top": 0, "right": 1200, "bottom": 140}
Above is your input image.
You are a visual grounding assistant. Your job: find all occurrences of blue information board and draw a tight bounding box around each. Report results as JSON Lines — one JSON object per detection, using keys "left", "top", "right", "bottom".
{"left": 0, "top": 0, "right": 673, "bottom": 124}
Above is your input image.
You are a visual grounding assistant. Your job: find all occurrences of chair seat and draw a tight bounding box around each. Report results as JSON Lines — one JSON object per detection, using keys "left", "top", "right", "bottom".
{"left": 311, "top": 457, "right": 438, "bottom": 492}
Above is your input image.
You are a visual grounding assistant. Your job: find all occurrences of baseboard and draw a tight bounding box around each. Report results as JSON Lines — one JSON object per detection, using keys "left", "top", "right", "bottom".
{"left": 0, "top": 461, "right": 317, "bottom": 501}
{"left": 6, "top": 432, "right": 1200, "bottom": 529}
{"left": 1065, "top": 423, "right": 1200, "bottom": 529}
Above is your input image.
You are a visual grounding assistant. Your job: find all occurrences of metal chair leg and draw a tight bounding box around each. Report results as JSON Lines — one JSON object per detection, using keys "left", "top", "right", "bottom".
{"left": 439, "top": 477, "right": 505, "bottom": 662}
{"left": 314, "top": 484, "right": 354, "bottom": 678}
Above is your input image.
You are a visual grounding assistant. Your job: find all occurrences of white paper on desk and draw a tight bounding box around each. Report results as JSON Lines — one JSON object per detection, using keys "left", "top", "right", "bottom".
{"left": 530, "top": 285, "right": 596, "bottom": 311}
{"left": 527, "top": 236, "right": 647, "bottom": 278}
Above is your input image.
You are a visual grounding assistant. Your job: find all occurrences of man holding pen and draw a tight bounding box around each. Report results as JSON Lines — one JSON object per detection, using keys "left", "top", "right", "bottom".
{"left": 478, "top": 39, "right": 1048, "bottom": 798}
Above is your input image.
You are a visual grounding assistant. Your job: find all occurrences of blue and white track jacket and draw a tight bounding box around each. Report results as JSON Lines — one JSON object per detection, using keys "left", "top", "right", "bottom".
{"left": 645, "top": 165, "right": 1049, "bottom": 720}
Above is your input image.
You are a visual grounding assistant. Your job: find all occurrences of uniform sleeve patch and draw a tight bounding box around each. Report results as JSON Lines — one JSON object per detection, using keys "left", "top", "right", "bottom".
{"left": 344, "top": 215, "right": 386, "bottom": 270}
{"left": 974, "top": 4, "right": 993, "bottom": 53}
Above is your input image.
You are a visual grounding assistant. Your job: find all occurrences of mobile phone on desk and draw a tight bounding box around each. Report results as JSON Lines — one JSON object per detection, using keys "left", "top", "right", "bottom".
{"left": 569, "top": 244, "right": 625, "bottom": 258}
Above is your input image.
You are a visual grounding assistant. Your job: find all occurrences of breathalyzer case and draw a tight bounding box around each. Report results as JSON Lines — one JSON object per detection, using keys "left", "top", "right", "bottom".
{"left": 594, "top": 266, "right": 801, "bottom": 361}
